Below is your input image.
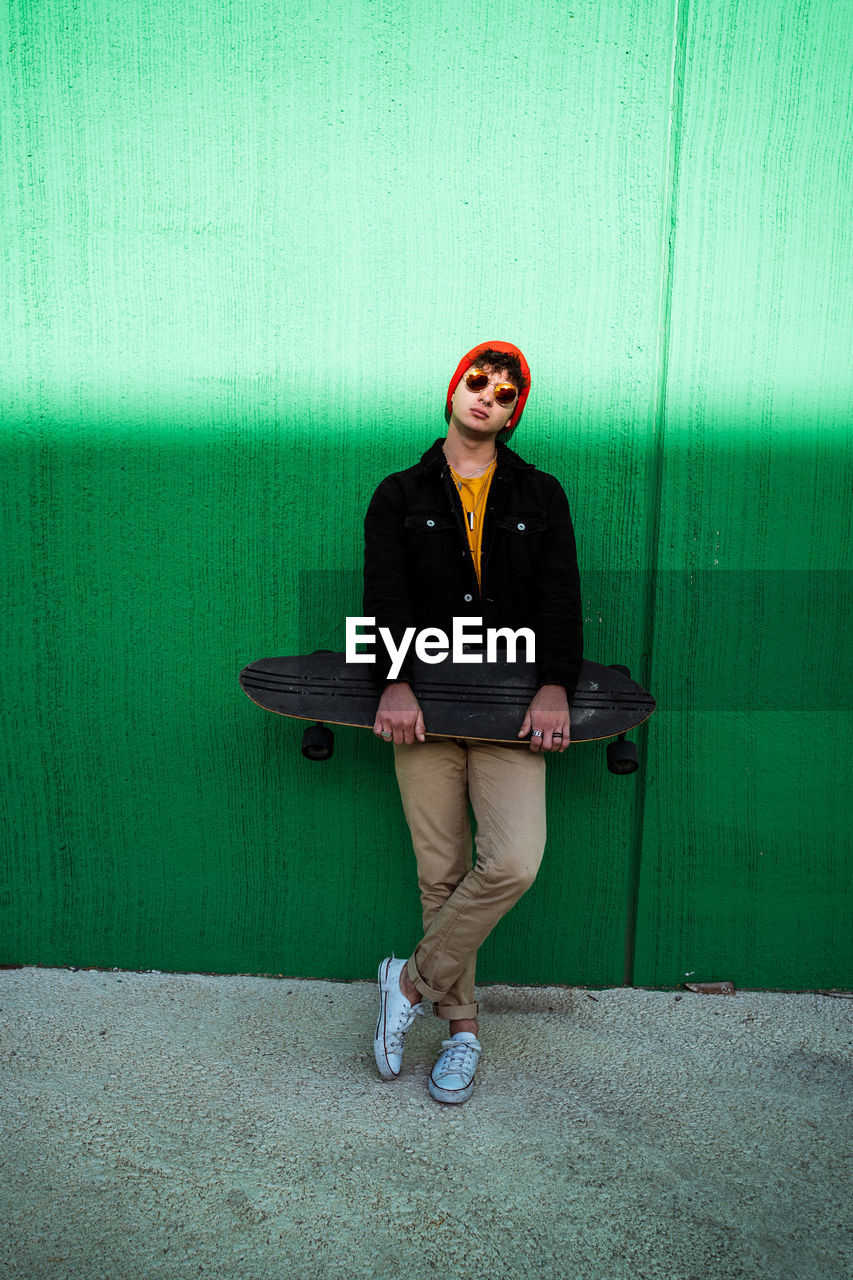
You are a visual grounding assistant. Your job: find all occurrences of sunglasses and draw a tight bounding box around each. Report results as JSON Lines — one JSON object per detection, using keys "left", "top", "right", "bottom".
{"left": 464, "top": 368, "right": 519, "bottom": 407}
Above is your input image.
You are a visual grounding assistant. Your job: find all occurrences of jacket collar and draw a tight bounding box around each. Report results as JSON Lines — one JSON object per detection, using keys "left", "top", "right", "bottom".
{"left": 416, "top": 437, "right": 535, "bottom": 476}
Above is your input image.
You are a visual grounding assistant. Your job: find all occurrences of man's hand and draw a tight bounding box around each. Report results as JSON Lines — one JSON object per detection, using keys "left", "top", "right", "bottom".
{"left": 518, "top": 684, "right": 571, "bottom": 753}
{"left": 374, "top": 682, "right": 426, "bottom": 746}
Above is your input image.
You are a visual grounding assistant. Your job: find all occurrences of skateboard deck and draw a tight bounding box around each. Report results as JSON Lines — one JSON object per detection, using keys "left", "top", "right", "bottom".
{"left": 239, "top": 652, "right": 655, "bottom": 745}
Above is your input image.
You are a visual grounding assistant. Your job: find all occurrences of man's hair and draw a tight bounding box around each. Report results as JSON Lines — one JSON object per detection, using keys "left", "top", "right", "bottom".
{"left": 468, "top": 348, "right": 529, "bottom": 393}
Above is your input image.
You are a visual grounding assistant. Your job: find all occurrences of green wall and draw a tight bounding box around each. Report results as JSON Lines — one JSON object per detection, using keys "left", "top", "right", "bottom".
{"left": 2, "top": 0, "right": 851, "bottom": 988}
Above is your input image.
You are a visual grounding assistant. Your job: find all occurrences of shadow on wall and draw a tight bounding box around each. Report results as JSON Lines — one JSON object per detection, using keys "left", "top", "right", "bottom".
{"left": 1, "top": 416, "right": 849, "bottom": 980}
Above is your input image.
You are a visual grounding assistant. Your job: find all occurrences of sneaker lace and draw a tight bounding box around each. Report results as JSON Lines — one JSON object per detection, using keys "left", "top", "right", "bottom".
{"left": 436, "top": 1037, "right": 479, "bottom": 1076}
{"left": 385, "top": 999, "right": 428, "bottom": 1052}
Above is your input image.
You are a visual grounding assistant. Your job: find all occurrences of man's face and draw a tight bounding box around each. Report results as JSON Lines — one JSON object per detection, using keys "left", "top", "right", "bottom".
{"left": 450, "top": 365, "right": 518, "bottom": 439}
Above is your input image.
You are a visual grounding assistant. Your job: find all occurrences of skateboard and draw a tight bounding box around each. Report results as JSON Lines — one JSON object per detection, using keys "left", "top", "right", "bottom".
{"left": 239, "top": 652, "right": 655, "bottom": 774}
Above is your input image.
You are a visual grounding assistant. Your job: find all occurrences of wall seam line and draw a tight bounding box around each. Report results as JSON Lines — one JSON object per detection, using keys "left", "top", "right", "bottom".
{"left": 623, "top": 0, "right": 690, "bottom": 987}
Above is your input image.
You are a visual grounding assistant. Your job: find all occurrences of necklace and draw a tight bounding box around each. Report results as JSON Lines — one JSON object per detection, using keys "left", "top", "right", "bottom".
{"left": 442, "top": 448, "right": 496, "bottom": 477}
{"left": 449, "top": 457, "right": 496, "bottom": 531}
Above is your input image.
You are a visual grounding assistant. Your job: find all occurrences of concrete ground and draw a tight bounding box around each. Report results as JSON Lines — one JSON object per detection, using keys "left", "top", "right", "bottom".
{"left": 1, "top": 968, "right": 851, "bottom": 1280}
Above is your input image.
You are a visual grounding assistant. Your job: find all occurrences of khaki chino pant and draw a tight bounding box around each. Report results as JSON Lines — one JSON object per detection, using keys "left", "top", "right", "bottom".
{"left": 393, "top": 737, "right": 547, "bottom": 1020}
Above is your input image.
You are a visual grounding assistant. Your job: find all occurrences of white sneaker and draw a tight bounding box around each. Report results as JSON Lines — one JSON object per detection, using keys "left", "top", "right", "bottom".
{"left": 428, "top": 1031, "right": 482, "bottom": 1104}
{"left": 374, "top": 956, "right": 425, "bottom": 1080}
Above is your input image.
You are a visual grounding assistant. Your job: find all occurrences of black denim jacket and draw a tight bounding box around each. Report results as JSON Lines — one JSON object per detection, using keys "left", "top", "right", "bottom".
{"left": 363, "top": 438, "right": 583, "bottom": 695}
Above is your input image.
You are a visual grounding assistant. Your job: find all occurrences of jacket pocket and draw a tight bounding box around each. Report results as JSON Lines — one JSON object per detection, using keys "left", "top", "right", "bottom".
{"left": 404, "top": 513, "right": 457, "bottom": 533}
{"left": 404, "top": 513, "right": 464, "bottom": 599}
{"left": 495, "top": 513, "right": 547, "bottom": 536}
{"left": 492, "top": 512, "right": 547, "bottom": 581}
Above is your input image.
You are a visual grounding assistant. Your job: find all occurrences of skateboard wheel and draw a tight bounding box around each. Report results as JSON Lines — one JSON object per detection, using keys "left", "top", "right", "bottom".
{"left": 302, "top": 723, "right": 334, "bottom": 761}
{"left": 608, "top": 664, "right": 631, "bottom": 678}
{"left": 607, "top": 736, "right": 638, "bottom": 775}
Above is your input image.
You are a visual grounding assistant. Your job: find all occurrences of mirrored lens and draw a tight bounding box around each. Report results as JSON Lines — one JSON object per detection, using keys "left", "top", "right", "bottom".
{"left": 465, "top": 369, "right": 489, "bottom": 392}
{"left": 494, "top": 383, "right": 518, "bottom": 405}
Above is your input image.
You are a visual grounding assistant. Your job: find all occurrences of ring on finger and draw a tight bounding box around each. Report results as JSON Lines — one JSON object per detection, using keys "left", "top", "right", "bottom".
{"left": 381, "top": 730, "right": 392, "bottom": 740}
{"left": 532, "top": 730, "right": 543, "bottom": 738}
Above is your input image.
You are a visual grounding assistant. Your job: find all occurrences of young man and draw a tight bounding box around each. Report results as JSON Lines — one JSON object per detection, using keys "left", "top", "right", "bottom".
{"left": 363, "top": 340, "right": 583, "bottom": 1103}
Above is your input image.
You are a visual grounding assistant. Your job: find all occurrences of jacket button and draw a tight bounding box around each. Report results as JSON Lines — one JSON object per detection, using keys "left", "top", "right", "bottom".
{"left": 427, "top": 519, "right": 435, "bottom": 527}
{"left": 464, "top": 594, "right": 472, "bottom": 602}
{"left": 517, "top": 522, "right": 526, "bottom": 531}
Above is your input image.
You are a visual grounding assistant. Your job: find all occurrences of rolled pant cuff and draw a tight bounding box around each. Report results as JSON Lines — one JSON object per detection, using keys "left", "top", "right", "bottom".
{"left": 434, "top": 1001, "right": 479, "bottom": 1020}
{"left": 406, "top": 955, "right": 446, "bottom": 1005}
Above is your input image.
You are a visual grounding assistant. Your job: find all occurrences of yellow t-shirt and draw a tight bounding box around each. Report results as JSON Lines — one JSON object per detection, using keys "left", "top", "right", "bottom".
{"left": 448, "top": 460, "right": 496, "bottom": 587}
